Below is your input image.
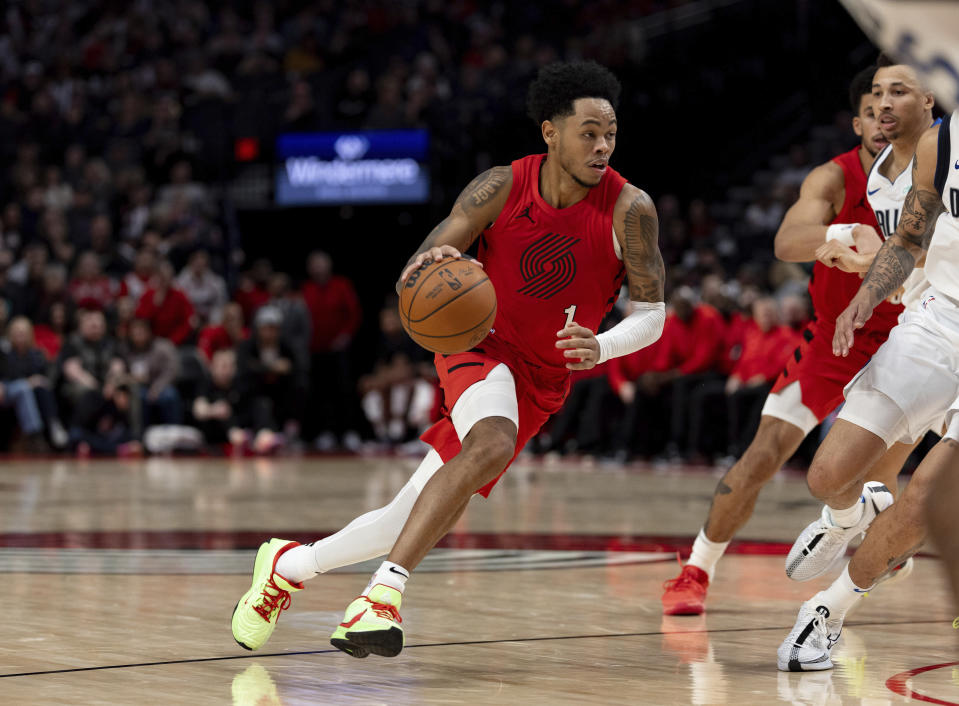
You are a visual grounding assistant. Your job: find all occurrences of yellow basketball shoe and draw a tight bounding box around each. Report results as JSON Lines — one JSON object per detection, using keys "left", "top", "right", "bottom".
{"left": 330, "top": 584, "right": 404, "bottom": 658}
{"left": 232, "top": 539, "right": 304, "bottom": 651}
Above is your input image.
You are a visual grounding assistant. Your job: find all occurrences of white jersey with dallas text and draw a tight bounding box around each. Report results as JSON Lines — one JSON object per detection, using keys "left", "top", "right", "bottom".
{"left": 867, "top": 143, "right": 928, "bottom": 310}
{"left": 924, "top": 111, "right": 959, "bottom": 303}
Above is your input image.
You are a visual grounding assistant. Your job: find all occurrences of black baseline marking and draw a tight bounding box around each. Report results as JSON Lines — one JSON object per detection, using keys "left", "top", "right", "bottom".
{"left": 0, "top": 618, "right": 947, "bottom": 679}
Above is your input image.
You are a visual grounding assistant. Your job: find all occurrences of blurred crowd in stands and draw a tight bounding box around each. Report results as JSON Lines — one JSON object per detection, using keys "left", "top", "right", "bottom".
{"left": 0, "top": 0, "right": 849, "bottom": 459}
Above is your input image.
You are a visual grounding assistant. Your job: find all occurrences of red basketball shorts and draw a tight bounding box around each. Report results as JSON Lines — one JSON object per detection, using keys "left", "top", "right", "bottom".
{"left": 764, "top": 320, "right": 890, "bottom": 433}
{"left": 420, "top": 337, "right": 569, "bottom": 497}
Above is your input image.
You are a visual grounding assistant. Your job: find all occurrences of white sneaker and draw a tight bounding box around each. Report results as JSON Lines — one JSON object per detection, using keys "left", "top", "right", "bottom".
{"left": 785, "top": 482, "right": 894, "bottom": 581}
{"left": 777, "top": 595, "right": 844, "bottom": 672}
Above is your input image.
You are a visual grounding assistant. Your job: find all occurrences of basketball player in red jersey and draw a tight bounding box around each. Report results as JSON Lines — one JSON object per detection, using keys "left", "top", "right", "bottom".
{"left": 662, "top": 67, "right": 906, "bottom": 615}
{"left": 231, "top": 61, "right": 667, "bottom": 658}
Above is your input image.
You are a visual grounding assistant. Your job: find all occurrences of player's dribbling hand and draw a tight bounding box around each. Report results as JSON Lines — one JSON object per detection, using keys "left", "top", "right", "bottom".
{"left": 397, "top": 246, "right": 484, "bottom": 291}
{"left": 555, "top": 322, "right": 600, "bottom": 370}
{"left": 833, "top": 297, "right": 874, "bottom": 357}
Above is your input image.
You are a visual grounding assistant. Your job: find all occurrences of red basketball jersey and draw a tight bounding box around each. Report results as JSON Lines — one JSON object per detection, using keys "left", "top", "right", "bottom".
{"left": 808, "top": 147, "right": 902, "bottom": 332}
{"left": 478, "top": 153, "right": 628, "bottom": 370}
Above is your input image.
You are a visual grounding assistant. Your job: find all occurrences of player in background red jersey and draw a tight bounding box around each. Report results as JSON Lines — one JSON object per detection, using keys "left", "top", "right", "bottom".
{"left": 231, "top": 61, "right": 668, "bottom": 658}
{"left": 662, "top": 67, "right": 909, "bottom": 616}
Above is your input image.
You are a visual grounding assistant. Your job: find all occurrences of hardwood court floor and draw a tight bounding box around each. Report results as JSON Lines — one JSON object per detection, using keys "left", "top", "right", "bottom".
{"left": 0, "top": 454, "right": 956, "bottom": 705}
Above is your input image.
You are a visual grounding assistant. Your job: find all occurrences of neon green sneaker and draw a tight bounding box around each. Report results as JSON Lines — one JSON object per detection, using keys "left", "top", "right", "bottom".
{"left": 232, "top": 539, "right": 303, "bottom": 651}
{"left": 330, "top": 584, "right": 404, "bottom": 658}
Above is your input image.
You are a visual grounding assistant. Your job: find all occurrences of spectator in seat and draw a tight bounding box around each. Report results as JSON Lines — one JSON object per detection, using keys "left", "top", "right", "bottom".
{"left": 135, "top": 260, "right": 196, "bottom": 344}
{"left": 605, "top": 316, "right": 670, "bottom": 462}
{"left": 301, "top": 250, "right": 361, "bottom": 448}
{"left": 113, "top": 295, "right": 137, "bottom": 345}
{"left": 123, "top": 318, "right": 182, "bottom": 434}
{"left": 723, "top": 297, "right": 799, "bottom": 457}
{"left": 10, "top": 241, "right": 48, "bottom": 317}
{"left": 68, "top": 381, "right": 139, "bottom": 457}
{"left": 358, "top": 300, "right": 434, "bottom": 446}
{"left": 192, "top": 348, "right": 243, "bottom": 448}
{"left": 233, "top": 258, "right": 272, "bottom": 324}
{"left": 56, "top": 308, "right": 126, "bottom": 435}
{"left": 235, "top": 306, "right": 303, "bottom": 453}
{"left": 198, "top": 301, "right": 248, "bottom": 362}
{"left": 34, "top": 300, "right": 68, "bottom": 360}
{"left": 68, "top": 250, "right": 117, "bottom": 311}
{"left": 266, "top": 272, "right": 311, "bottom": 372}
{"left": 118, "top": 247, "right": 157, "bottom": 303}
{"left": 176, "top": 249, "right": 227, "bottom": 326}
{"left": 688, "top": 297, "right": 800, "bottom": 462}
{"left": 3, "top": 317, "right": 67, "bottom": 448}
{"left": 645, "top": 287, "right": 727, "bottom": 461}
{"left": 33, "top": 263, "right": 71, "bottom": 325}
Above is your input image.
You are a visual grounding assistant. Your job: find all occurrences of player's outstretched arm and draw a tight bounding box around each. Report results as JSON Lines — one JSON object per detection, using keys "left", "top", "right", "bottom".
{"left": 833, "top": 127, "right": 945, "bottom": 356}
{"left": 396, "top": 166, "right": 512, "bottom": 293}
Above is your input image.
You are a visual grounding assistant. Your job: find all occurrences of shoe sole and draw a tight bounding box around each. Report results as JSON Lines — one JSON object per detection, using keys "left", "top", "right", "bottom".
{"left": 331, "top": 627, "right": 404, "bottom": 658}
{"left": 330, "top": 637, "right": 371, "bottom": 658}
{"left": 777, "top": 657, "right": 834, "bottom": 672}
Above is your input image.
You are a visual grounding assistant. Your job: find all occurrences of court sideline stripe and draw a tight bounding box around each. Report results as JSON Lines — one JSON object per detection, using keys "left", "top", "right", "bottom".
{"left": 0, "top": 618, "right": 948, "bottom": 679}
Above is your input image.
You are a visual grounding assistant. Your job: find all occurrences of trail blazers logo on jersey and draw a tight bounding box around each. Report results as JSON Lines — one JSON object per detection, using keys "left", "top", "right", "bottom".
{"left": 517, "top": 232, "right": 580, "bottom": 299}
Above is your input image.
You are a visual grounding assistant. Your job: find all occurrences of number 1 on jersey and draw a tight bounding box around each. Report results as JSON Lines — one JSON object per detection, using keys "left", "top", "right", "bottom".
{"left": 563, "top": 305, "right": 577, "bottom": 328}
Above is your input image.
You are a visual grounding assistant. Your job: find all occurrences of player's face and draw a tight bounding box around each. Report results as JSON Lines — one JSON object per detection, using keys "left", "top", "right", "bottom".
{"left": 872, "top": 65, "right": 933, "bottom": 141}
{"left": 853, "top": 93, "right": 888, "bottom": 157}
{"left": 555, "top": 98, "right": 617, "bottom": 188}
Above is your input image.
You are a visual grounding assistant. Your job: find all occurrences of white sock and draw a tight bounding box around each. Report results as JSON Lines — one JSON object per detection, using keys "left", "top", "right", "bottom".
{"left": 364, "top": 560, "right": 409, "bottom": 596}
{"left": 687, "top": 528, "right": 729, "bottom": 581}
{"left": 816, "top": 564, "right": 871, "bottom": 617}
{"left": 828, "top": 496, "right": 864, "bottom": 528}
{"left": 274, "top": 449, "right": 444, "bottom": 583}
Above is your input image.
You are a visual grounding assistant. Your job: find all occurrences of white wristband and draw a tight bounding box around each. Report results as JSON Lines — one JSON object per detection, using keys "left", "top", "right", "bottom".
{"left": 826, "top": 223, "right": 858, "bottom": 247}
{"left": 596, "top": 302, "right": 666, "bottom": 364}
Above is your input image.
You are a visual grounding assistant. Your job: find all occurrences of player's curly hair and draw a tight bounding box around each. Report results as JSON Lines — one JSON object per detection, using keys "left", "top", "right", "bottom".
{"left": 849, "top": 65, "right": 877, "bottom": 113}
{"left": 526, "top": 60, "right": 621, "bottom": 125}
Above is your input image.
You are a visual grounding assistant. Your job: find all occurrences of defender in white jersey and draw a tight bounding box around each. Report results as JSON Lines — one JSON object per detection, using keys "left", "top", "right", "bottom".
{"left": 868, "top": 142, "right": 930, "bottom": 309}
{"left": 927, "top": 111, "right": 959, "bottom": 637}
{"left": 779, "top": 111, "right": 956, "bottom": 672}
{"left": 783, "top": 61, "right": 937, "bottom": 583}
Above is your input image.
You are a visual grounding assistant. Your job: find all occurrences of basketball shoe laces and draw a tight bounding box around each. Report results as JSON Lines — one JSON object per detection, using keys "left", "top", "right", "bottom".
{"left": 662, "top": 559, "right": 703, "bottom": 593}
{"left": 367, "top": 599, "right": 402, "bottom": 623}
{"left": 807, "top": 611, "right": 840, "bottom": 649}
{"left": 253, "top": 575, "right": 293, "bottom": 622}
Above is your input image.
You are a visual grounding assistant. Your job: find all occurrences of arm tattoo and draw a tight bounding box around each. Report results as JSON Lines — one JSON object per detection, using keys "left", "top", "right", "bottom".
{"left": 899, "top": 152, "right": 946, "bottom": 251}
{"left": 860, "top": 154, "right": 945, "bottom": 306}
{"left": 402, "top": 166, "right": 511, "bottom": 270}
{"left": 622, "top": 193, "right": 666, "bottom": 302}
{"left": 456, "top": 166, "right": 511, "bottom": 213}
{"left": 861, "top": 238, "right": 916, "bottom": 306}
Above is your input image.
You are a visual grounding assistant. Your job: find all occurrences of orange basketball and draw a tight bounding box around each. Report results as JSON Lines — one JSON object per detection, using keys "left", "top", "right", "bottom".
{"left": 399, "top": 257, "right": 497, "bottom": 354}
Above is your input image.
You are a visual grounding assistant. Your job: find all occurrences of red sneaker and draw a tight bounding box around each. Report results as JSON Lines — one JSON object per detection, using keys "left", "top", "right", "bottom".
{"left": 662, "top": 564, "right": 709, "bottom": 615}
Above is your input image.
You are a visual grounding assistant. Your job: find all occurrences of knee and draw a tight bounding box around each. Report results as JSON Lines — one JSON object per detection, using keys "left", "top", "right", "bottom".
{"left": 479, "top": 430, "right": 515, "bottom": 472}
{"left": 461, "top": 421, "right": 516, "bottom": 477}
{"left": 736, "top": 436, "right": 788, "bottom": 486}
{"left": 806, "top": 455, "right": 840, "bottom": 500}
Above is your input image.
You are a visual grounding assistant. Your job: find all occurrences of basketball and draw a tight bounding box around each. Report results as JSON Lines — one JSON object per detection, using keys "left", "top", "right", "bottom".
{"left": 399, "top": 257, "right": 497, "bottom": 354}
